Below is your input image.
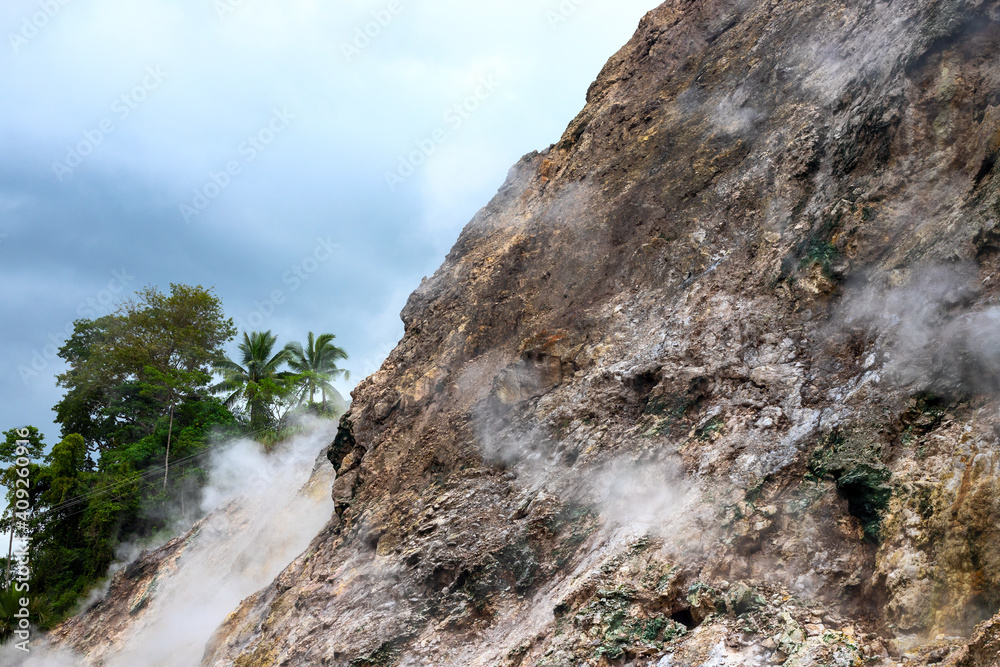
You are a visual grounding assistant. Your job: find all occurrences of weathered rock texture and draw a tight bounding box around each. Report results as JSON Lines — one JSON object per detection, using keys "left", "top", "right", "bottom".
{"left": 52, "top": 0, "right": 1000, "bottom": 665}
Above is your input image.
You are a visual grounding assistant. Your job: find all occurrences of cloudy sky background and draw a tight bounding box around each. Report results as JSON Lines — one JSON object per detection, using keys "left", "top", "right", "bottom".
{"left": 0, "top": 0, "right": 655, "bottom": 443}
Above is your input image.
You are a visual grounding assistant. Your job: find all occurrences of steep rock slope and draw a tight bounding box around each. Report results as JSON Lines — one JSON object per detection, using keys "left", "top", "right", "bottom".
{"left": 198, "top": 1, "right": 1000, "bottom": 665}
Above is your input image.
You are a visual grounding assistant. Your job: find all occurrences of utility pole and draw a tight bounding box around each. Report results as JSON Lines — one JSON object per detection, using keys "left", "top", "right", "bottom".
{"left": 163, "top": 400, "right": 175, "bottom": 491}
{"left": 5, "top": 513, "right": 13, "bottom": 589}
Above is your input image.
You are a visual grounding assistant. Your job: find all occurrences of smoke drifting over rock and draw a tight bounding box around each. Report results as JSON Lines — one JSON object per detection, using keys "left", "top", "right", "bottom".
{"left": 3, "top": 419, "right": 338, "bottom": 667}
{"left": 839, "top": 264, "right": 1000, "bottom": 396}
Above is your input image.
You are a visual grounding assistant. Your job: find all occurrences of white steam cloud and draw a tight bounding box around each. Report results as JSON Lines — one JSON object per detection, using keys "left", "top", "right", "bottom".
{"left": 478, "top": 412, "right": 703, "bottom": 544}
{"left": 2, "top": 418, "right": 338, "bottom": 667}
{"left": 839, "top": 264, "right": 999, "bottom": 395}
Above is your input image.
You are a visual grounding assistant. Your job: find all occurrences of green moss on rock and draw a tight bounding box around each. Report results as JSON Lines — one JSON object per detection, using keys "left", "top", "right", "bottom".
{"left": 809, "top": 431, "right": 893, "bottom": 541}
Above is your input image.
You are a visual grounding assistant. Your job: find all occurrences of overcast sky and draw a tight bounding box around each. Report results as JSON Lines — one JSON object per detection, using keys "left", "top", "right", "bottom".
{"left": 0, "top": 0, "right": 655, "bottom": 443}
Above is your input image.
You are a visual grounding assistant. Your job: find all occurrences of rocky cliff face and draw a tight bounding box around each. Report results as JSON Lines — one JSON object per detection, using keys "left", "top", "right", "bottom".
{"left": 43, "top": 0, "right": 1000, "bottom": 665}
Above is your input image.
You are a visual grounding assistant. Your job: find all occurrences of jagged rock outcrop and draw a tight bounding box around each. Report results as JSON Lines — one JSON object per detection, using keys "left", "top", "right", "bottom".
{"left": 40, "top": 0, "right": 1000, "bottom": 665}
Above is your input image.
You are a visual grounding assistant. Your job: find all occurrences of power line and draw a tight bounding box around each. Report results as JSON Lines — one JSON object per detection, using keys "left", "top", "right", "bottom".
{"left": 39, "top": 418, "right": 310, "bottom": 516}
{"left": 8, "top": 408, "right": 336, "bottom": 525}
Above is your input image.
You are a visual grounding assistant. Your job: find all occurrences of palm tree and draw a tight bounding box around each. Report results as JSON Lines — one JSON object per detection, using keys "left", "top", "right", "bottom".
{"left": 0, "top": 586, "right": 50, "bottom": 640}
{"left": 283, "top": 332, "right": 349, "bottom": 412}
{"left": 212, "top": 331, "right": 291, "bottom": 431}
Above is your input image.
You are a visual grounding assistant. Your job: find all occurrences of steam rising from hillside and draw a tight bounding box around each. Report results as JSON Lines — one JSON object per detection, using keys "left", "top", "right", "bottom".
{"left": 839, "top": 264, "right": 1000, "bottom": 395}
{"left": 477, "top": 409, "right": 704, "bottom": 546}
{"left": 2, "top": 419, "right": 338, "bottom": 667}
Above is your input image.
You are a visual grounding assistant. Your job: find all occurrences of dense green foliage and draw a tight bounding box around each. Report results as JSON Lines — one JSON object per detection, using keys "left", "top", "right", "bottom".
{"left": 1, "top": 284, "right": 242, "bottom": 622}
{"left": 0, "top": 586, "right": 50, "bottom": 643}
{"left": 0, "top": 284, "right": 350, "bottom": 630}
{"left": 54, "top": 285, "right": 237, "bottom": 455}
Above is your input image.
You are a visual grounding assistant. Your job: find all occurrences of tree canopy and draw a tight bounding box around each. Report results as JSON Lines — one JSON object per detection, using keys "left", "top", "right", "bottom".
{"left": 2, "top": 283, "right": 350, "bottom": 629}
{"left": 213, "top": 330, "right": 295, "bottom": 432}
{"left": 54, "top": 285, "right": 236, "bottom": 453}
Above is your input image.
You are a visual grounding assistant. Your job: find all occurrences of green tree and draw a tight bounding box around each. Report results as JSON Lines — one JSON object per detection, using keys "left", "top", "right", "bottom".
{"left": 0, "top": 427, "right": 46, "bottom": 590}
{"left": 113, "top": 284, "right": 236, "bottom": 387}
{"left": 0, "top": 429, "right": 147, "bottom": 623}
{"left": 11, "top": 434, "right": 93, "bottom": 619}
{"left": 5, "top": 286, "right": 245, "bottom": 624}
{"left": 54, "top": 284, "right": 237, "bottom": 485}
{"left": 53, "top": 317, "right": 157, "bottom": 453}
{"left": 213, "top": 331, "right": 294, "bottom": 432}
{"left": 41, "top": 434, "right": 89, "bottom": 505}
{"left": 0, "top": 587, "right": 50, "bottom": 642}
{"left": 0, "top": 427, "right": 45, "bottom": 464}
{"left": 283, "top": 332, "right": 349, "bottom": 411}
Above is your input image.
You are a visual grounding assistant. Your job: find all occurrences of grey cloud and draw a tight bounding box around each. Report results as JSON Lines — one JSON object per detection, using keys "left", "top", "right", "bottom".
{"left": 0, "top": 0, "right": 657, "bottom": 440}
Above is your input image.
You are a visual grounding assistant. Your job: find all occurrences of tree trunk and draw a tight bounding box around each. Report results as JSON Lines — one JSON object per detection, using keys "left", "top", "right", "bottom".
{"left": 163, "top": 401, "right": 175, "bottom": 491}
{"left": 251, "top": 399, "right": 262, "bottom": 432}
